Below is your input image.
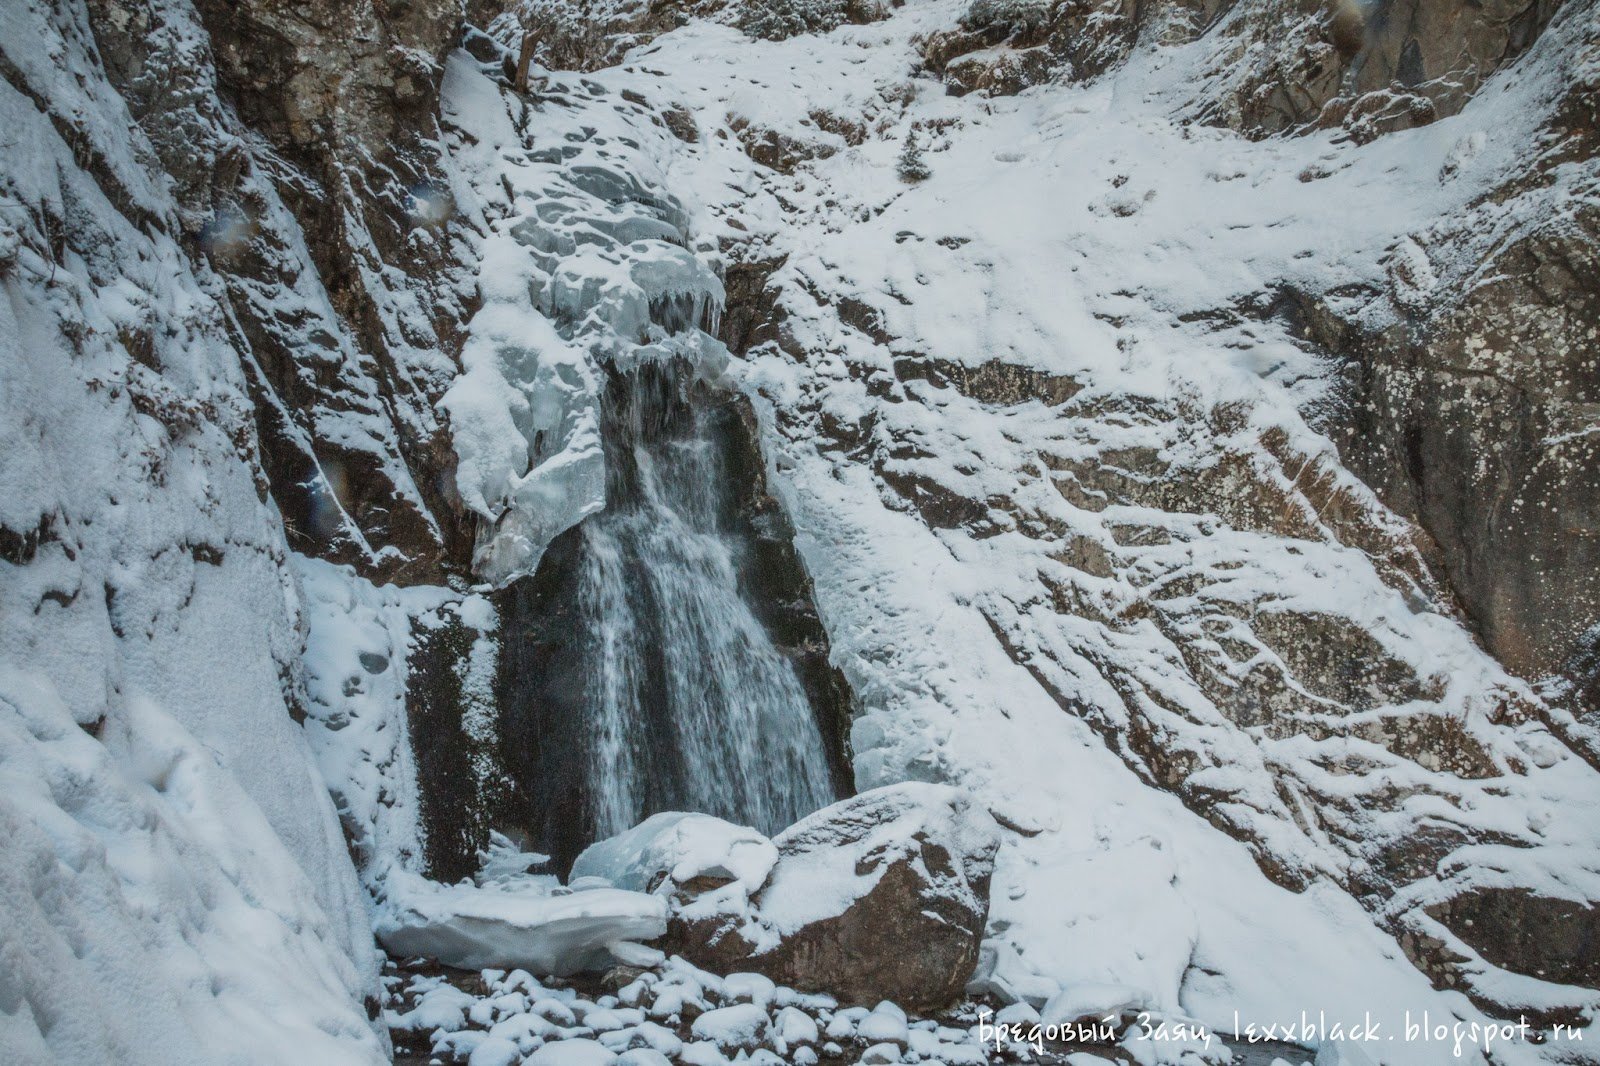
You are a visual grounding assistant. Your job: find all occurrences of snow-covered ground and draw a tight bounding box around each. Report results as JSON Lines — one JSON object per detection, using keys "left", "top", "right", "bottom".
{"left": 384, "top": 954, "right": 1249, "bottom": 1066}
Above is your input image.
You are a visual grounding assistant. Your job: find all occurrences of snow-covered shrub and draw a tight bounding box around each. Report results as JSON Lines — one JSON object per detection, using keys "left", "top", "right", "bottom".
{"left": 958, "top": 0, "right": 1055, "bottom": 37}
{"left": 897, "top": 130, "right": 931, "bottom": 182}
{"left": 738, "top": 0, "right": 849, "bottom": 41}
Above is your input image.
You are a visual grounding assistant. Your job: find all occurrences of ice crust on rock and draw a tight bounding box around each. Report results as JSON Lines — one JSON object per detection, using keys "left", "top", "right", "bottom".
{"left": 439, "top": 55, "right": 730, "bottom": 586}
{"left": 378, "top": 871, "right": 670, "bottom": 975}
{"left": 298, "top": 557, "right": 673, "bottom": 978}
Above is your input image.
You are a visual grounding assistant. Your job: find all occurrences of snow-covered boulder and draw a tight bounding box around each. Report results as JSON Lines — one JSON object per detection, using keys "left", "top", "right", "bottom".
{"left": 664, "top": 783, "right": 1000, "bottom": 1008}
{"left": 571, "top": 812, "right": 778, "bottom": 897}
{"left": 689, "top": 1003, "right": 768, "bottom": 1051}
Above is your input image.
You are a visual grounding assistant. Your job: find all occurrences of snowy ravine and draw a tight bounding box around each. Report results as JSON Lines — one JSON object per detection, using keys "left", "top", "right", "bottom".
{"left": 3, "top": 0, "right": 1600, "bottom": 1063}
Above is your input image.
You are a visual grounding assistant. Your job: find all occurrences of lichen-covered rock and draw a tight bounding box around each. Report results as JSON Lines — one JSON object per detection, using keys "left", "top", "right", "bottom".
{"left": 1289, "top": 10, "right": 1600, "bottom": 723}
{"left": 662, "top": 784, "right": 1001, "bottom": 1009}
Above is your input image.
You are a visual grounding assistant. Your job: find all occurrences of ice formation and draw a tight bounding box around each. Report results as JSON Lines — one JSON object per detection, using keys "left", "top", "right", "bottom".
{"left": 440, "top": 58, "right": 733, "bottom": 586}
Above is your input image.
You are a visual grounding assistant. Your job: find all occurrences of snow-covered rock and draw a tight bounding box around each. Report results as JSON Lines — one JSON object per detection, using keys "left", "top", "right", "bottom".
{"left": 772, "top": 1005, "right": 820, "bottom": 1048}
{"left": 377, "top": 870, "right": 668, "bottom": 975}
{"left": 689, "top": 1003, "right": 769, "bottom": 1050}
{"left": 571, "top": 812, "right": 779, "bottom": 897}
{"left": 856, "top": 1004, "right": 910, "bottom": 1045}
{"left": 385, "top": 955, "right": 1021, "bottom": 1066}
{"left": 527, "top": 1039, "right": 619, "bottom": 1066}
{"left": 666, "top": 783, "right": 1000, "bottom": 1008}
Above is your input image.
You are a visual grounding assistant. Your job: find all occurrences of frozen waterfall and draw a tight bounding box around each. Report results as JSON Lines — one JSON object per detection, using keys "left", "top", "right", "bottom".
{"left": 451, "top": 137, "right": 849, "bottom": 869}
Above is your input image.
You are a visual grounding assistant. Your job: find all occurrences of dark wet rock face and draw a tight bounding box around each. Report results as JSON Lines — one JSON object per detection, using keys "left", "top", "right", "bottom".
{"left": 405, "top": 604, "right": 536, "bottom": 883}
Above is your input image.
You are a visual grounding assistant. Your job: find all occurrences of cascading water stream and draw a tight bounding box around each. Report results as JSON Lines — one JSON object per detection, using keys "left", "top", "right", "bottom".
{"left": 497, "top": 339, "right": 850, "bottom": 870}
{"left": 572, "top": 360, "right": 837, "bottom": 842}
{"left": 480, "top": 149, "right": 851, "bottom": 869}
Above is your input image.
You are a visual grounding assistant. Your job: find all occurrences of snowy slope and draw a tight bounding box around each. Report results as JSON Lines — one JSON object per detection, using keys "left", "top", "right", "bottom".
{"left": 0, "top": 0, "right": 395, "bottom": 1060}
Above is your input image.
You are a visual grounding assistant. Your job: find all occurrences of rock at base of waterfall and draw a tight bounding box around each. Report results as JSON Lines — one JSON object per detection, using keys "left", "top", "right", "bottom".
{"left": 375, "top": 869, "right": 668, "bottom": 975}
{"left": 570, "top": 812, "right": 779, "bottom": 897}
{"left": 662, "top": 783, "right": 1001, "bottom": 1009}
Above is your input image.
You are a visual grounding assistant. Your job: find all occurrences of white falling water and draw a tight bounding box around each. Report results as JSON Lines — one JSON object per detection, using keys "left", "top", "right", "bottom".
{"left": 572, "top": 362, "right": 837, "bottom": 841}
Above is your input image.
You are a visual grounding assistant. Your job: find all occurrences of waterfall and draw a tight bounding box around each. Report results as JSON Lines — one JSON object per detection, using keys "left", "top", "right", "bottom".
{"left": 576, "top": 364, "right": 836, "bottom": 839}
{"left": 498, "top": 356, "right": 846, "bottom": 870}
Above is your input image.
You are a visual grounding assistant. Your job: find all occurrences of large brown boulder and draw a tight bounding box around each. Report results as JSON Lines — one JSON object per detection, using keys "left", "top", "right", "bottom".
{"left": 655, "top": 783, "right": 1001, "bottom": 1009}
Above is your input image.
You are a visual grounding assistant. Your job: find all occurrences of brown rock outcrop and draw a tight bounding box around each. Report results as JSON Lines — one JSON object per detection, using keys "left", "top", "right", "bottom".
{"left": 663, "top": 784, "right": 1001, "bottom": 1009}
{"left": 923, "top": 0, "right": 1566, "bottom": 139}
{"left": 1289, "top": 10, "right": 1600, "bottom": 718}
